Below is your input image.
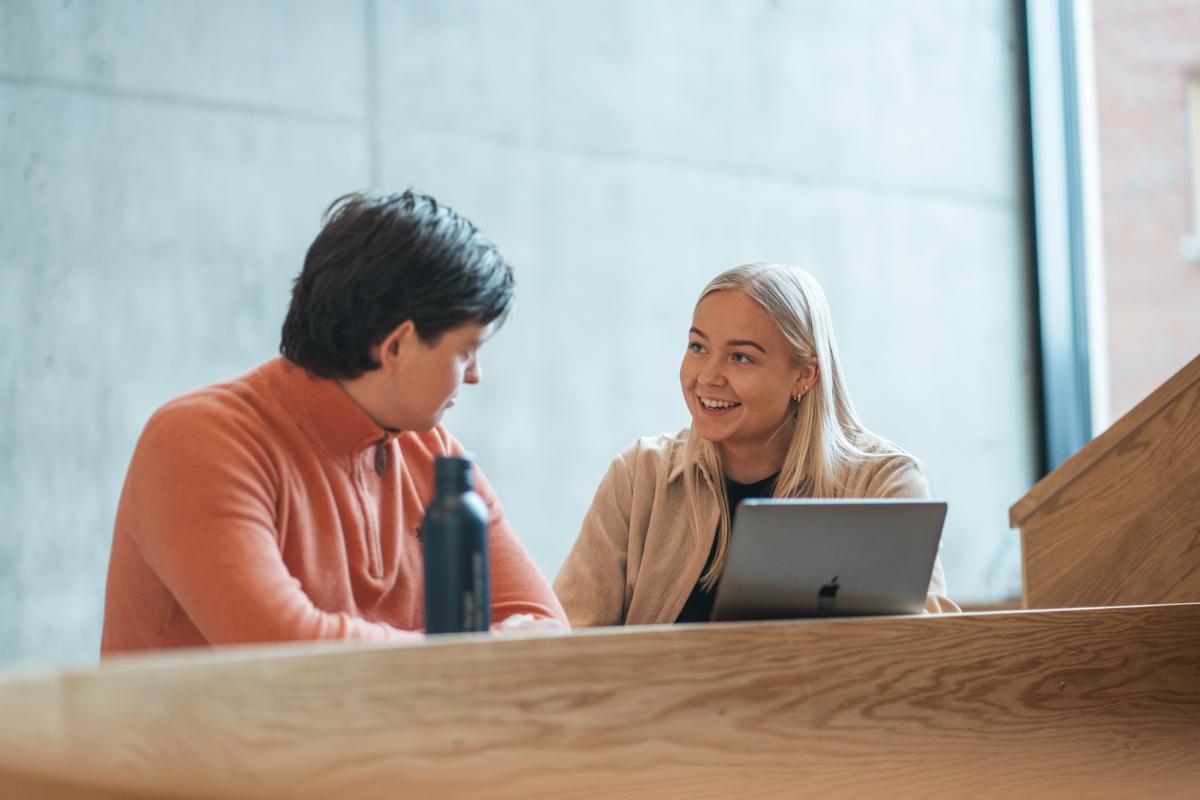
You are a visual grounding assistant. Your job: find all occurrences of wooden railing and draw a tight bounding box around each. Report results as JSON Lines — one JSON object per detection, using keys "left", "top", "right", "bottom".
{"left": 2, "top": 603, "right": 1199, "bottom": 799}
{"left": 1011, "top": 353, "right": 1200, "bottom": 609}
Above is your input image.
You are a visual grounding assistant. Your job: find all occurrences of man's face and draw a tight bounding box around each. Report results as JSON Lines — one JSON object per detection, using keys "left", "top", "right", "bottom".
{"left": 380, "top": 321, "right": 488, "bottom": 432}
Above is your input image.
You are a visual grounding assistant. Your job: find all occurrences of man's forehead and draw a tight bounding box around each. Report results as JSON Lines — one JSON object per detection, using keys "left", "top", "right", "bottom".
{"left": 455, "top": 321, "right": 493, "bottom": 343}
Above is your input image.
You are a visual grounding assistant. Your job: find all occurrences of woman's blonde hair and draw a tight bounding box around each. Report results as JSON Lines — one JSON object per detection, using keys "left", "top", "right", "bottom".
{"left": 683, "top": 263, "right": 881, "bottom": 589}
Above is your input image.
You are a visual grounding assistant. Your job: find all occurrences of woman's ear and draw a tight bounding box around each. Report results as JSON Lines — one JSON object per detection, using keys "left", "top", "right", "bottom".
{"left": 792, "top": 357, "right": 820, "bottom": 398}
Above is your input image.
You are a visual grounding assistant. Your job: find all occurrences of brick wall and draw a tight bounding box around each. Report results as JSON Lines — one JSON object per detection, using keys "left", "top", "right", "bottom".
{"left": 1092, "top": 0, "right": 1200, "bottom": 419}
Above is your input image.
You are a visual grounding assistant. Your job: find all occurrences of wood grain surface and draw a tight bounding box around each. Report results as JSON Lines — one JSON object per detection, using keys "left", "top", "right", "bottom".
{"left": 1017, "top": 362, "right": 1200, "bottom": 608}
{"left": 1010, "top": 352, "right": 1200, "bottom": 527}
{"left": 1, "top": 604, "right": 1198, "bottom": 799}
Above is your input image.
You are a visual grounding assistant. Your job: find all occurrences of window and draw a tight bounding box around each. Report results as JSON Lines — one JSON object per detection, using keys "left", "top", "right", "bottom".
{"left": 1091, "top": 0, "right": 1200, "bottom": 422}
{"left": 1187, "top": 73, "right": 1200, "bottom": 259}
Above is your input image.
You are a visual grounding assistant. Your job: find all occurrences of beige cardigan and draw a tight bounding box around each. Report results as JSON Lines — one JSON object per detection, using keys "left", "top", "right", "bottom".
{"left": 554, "top": 428, "right": 954, "bottom": 626}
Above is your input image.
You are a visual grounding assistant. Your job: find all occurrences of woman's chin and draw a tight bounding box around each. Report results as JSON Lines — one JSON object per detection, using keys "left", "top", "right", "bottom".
{"left": 691, "top": 417, "right": 733, "bottom": 443}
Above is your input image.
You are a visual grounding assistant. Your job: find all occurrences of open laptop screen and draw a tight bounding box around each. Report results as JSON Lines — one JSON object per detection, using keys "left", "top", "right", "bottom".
{"left": 709, "top": 499, "right": 946, "bottom": 622}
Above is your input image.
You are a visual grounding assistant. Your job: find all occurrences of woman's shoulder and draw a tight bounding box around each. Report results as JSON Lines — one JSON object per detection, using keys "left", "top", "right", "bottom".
{"left": 612, "top": 427, "right": 690, "bottom": 471}
{"left": 847, "top": 428, "right": 909, "bottom": 458}
{"left": 599, "top": 427, "right": 699, "bottom": 490}
{"left": 843, "top": 429, "right": 930, "bottom": 498}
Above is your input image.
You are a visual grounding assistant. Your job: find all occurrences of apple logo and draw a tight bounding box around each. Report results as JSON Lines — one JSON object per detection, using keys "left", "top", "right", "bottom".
{"left": 817, "top": 575, "right": 839, "bottom": 612}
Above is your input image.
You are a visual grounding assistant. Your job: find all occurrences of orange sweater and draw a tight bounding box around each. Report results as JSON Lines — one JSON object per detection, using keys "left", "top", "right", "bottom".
{"left": 101, "top": 357, "right": 566, "bottom": 654}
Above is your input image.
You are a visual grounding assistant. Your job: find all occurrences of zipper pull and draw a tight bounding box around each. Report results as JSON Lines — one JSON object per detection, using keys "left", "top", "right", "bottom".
{"left": 374, "top": 436, "right": 388, "bottom": 475}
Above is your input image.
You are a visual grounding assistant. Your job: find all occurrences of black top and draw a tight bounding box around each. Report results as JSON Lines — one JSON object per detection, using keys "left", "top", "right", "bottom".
{"left": 674, "top": 472, "right": 779, "bottom": 624}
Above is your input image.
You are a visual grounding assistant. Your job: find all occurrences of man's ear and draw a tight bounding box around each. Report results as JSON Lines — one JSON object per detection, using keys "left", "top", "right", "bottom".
{"left": 374, "top": 320, "right": 417, "bottom": 372}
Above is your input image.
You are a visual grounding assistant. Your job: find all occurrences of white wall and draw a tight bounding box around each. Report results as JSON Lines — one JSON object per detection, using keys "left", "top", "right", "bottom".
{"left": 393, "top": 1, "right": 1039, "bottom": 606}
{"left": 0, "top": 0, "right": 1038, "bottom": 664}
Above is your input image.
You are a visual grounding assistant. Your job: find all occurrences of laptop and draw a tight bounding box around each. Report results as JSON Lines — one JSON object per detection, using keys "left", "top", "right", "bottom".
{"left": 709, "top": 498, "right": 947, "bottom": 622}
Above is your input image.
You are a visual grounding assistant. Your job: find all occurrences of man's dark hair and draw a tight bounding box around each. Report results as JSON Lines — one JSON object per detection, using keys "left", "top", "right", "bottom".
{"left": 280, "top": 190, "right": 514, "bottom": 379}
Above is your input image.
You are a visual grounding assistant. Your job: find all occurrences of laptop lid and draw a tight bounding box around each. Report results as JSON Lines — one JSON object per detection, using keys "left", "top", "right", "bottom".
{"left": 709, "top": 499, "right": 946, "bottom": 622}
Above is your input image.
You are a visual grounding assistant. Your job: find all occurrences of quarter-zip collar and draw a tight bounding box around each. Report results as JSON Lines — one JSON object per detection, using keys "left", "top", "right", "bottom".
{"left": 268, "top": 357, "right": 391, "bottom": 460}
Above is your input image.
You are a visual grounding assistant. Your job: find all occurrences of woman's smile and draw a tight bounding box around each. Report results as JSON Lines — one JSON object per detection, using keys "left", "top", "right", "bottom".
{"left": 696, "top": 394, "right": 742, "bottom": 416}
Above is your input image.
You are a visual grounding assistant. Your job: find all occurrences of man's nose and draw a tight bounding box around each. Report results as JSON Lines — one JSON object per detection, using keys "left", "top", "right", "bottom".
{"left": 465, "top": 354, "right": 481, "bottom": 384}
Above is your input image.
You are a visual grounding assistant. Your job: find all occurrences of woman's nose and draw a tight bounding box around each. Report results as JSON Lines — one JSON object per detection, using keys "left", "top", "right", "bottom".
{"left": 697, "top": 359, "right": 725, "bottom": 386}
{"left": 465, "top": 354, "right": 481, "bottom": 384}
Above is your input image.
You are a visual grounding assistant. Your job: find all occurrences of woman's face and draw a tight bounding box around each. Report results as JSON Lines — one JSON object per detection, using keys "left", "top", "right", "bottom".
{"left": 680, "top": 290, "right": 806, "bottom": 454}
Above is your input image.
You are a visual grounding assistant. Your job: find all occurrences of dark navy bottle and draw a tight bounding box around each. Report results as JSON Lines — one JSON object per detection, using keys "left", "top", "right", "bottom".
{"left": 422, "top": 456, "right": 491, "bottom": 634}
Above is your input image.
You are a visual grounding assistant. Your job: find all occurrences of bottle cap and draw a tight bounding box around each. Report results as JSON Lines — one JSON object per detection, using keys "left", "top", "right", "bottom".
{"left": 434, "top": 456, "right": 474, "bottom": 492}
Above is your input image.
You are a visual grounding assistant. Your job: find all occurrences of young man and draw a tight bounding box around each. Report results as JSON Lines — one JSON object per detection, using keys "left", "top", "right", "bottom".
{"left": 101, "top": 191, "right": 566, "bottom": 654}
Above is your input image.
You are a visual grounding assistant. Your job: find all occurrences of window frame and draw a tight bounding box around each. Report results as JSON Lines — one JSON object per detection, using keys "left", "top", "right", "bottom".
{"left": 1022, "top": 0, "right": 1109, "bottom": 473}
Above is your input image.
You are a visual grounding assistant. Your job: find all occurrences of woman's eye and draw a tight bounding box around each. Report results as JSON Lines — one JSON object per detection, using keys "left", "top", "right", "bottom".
{"left": 687, "top": 341, "right": 705, "bottom": 354}
{"left": 731, "top": 352, "right": 754, "bottom": 364}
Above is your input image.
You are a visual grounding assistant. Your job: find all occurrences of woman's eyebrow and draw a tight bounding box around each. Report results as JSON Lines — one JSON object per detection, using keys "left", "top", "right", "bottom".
{"left": 689, "top": 327, "right": 766, "bottom": 353}
{"left": 727, "top": 339, "right": 766, "bottom": 354}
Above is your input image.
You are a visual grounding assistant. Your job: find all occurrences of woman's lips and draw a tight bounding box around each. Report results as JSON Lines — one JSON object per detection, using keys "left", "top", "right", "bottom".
{"left": 696, "top": 395, "right": 741, "bottom": 417}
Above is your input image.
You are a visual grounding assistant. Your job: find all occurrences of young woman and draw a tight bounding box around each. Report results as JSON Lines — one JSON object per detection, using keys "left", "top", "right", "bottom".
{"left": 554, "top": 262, "right": 955, "bottom": 626}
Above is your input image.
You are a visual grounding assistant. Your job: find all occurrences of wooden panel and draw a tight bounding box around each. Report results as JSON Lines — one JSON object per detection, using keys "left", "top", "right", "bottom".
{"left": 1, "top": 604, "right": 1199, "bottom": 799}
{"left": 0, "top": 771, "right": 167, "bottom": 800}
{"left": 1019, "top": 377, "right": 1200, "bottom": 608}
{"left": 1011, "top": 352, "right": 1200, "bottom": 527}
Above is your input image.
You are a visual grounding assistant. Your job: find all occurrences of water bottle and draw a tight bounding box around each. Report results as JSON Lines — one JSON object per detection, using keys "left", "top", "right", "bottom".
{"left": 422, "top": 456, "right": 491, "bottom": 634}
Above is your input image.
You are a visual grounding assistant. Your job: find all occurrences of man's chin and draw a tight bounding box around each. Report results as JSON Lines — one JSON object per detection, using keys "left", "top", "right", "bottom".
{"left": 389, "top": 404, "right": 451, "bottom": 433}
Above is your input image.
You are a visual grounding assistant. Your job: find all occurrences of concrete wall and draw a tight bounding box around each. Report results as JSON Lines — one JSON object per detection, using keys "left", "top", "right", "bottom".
{"left": 0, "top": 0, "right": 1038, "bottom": 665}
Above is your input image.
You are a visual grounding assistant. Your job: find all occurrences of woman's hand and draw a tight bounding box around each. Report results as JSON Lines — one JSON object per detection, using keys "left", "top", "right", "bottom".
{"left": 923, "top": 593, "right": 961, "bottom": 614}
{"left": 491, "top": 613, "right": 568, "bottom": 635}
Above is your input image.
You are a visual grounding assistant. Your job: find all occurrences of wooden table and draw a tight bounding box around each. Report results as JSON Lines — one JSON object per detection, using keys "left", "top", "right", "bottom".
{"left": 2, "top": 604, "right": 1198, "bottom": 799}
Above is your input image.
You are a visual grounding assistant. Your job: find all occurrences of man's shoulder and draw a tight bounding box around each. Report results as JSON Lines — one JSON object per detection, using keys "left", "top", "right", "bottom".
{"left": 120, "top": 361, "right": 288, "bottom": 508}
{"left": 396, "top": 427, "right": 501, "bottom": 499}
{"left": 141, "top": 360, "right": 279, "bottom": 446}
